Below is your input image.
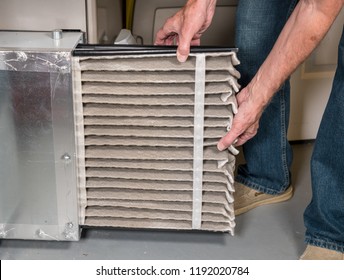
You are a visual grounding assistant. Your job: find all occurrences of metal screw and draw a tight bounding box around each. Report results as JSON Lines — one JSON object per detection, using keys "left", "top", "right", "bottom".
{"left": 64, "top": 223, "right": 76, "bottom": 240}
{"left": 0, "top": 225, "right": 6, "bottom": 238}
{"left": 36, "top": 229, "right": 44, "bottom": 238}
{"left": 62, "top": 153, "right": 71, "bottom": 161}
{"left": 52, "top": 29, "right": 63, "bottom": 40}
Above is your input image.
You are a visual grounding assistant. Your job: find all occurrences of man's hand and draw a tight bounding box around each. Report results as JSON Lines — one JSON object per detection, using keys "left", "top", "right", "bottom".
{"left": 217, "top": 82, "right": 268, "bottom": 151}
{"left": 219, "top": 0, "right": 344, "bottom": 151}
{"left": 154, "top": 0, "right": 217, "bottom": 62}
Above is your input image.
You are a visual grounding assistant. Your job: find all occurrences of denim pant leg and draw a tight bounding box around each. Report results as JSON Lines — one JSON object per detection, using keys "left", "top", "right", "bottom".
{"left": 304, "top": 28, "right": 344, "bottom": 253}
{"left": 234, "top": 0, "right": 297, "bottom": 194}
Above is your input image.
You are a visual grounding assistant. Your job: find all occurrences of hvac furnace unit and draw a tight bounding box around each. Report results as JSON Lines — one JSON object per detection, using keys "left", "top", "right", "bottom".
{"left": 0, "top": 31, "right": 240, "bottom": 241}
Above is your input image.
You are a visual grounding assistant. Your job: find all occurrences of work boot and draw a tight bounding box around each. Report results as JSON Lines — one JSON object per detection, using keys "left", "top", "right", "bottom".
{"left": 300, "top": 245, "right": 344, "bottom": 260}
{"left": 234, "top": 182, "right": 294, "bottom": 215}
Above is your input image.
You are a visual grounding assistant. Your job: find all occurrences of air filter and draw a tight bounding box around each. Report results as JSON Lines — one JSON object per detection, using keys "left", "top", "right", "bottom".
{"left": 72, "top": 46, "right": 240, "bottom": 235}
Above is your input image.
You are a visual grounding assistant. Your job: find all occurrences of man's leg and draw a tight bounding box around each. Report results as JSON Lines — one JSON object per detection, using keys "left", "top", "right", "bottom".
{"left": 234, "top": 0, "right": 298, "bottom": 214}
{"left": 301, "top": 28, "right": 344, "bottom": 259}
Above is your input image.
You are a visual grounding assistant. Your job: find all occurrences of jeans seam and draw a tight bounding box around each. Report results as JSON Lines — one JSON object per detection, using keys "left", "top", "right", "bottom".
{"left": 305, "top": 235, "right": 344, "bottom": 253}
{"left": 280, "top": 84, "right": 290, "bottom": 190}
{"left": 236, "top": 82, "right": 290, "bottom": 195}
{"left": 303, "top": 29, "right": 344, "bottom": 253}
{"left": 235, "top": 0, "right": 296, "bottom": 194}
{"left": 279, "top": 0, "right": 297, "bottom": 190}
{"left": 235, "top": 176, "right": 285, "bottom": 195}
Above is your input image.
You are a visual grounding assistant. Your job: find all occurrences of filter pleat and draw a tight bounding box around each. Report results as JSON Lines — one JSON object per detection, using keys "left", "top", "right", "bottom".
{"left": 75, "top": 51, "right": 240, "bottom": 233}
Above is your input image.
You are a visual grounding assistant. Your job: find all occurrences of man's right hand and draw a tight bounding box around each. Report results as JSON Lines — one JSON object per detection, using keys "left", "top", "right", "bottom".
{"left": 154, "top": 0, "right": 217, "bottom": 62}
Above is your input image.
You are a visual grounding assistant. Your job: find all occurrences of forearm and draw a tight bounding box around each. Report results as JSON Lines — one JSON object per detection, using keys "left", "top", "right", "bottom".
{"left": 218, "top": 0, "right": 343, "bottom": 149}
{"left": 249, "top": 0, "right": 344, "bottom": 109}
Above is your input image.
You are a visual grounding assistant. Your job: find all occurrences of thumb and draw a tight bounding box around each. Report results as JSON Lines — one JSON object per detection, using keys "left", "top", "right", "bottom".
{"left": 217, "top": 130, "right": 239, "bottom": 151}
{"left": 176, "top": 37, "right": 191, "bottom": 63}
{"left": 176, "top": 19, "right": 201, "bottom": 62}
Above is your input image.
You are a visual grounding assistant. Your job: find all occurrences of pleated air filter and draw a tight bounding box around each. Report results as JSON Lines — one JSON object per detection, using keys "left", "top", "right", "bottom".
{"left": 72, "top": 46, "right": 240, "bottom": 234}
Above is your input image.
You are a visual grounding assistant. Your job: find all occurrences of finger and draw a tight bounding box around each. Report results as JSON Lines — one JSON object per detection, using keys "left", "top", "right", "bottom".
{"left": 235, "top": 131, "right": 256, "bottom": 146}
{"left": 176, "top": 37, "right": 200, "bottom": 46}
{"left": 190, "top": 38, "right": 201, "bottom": 46}
{"left": 154, "top": 29, "right": 166, "bottom": 45}
{"left": 165, "top": 36, "right": 176, "bottom": 45}
{"left": 154, "top": 27, "right": 173, "bottom": 45}
{"left": 154, "top": 14, "right": 181, "bottom": 45}
{"left": 176, "top": 37, "right": 191, "bottom": 63}
{"left": 176, "top": 16, "right": 204, "bottom": 62}
{"left": 217, "top": 125, "right": 243, "bottom": 151}
{"left": 218, "top": 120, "right": 259, "bottom": 151}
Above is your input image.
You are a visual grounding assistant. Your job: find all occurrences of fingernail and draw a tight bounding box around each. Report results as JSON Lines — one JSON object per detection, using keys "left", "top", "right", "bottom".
{"left": 217, "top": 142, "right": 226, "bottom": 151}
{"left": 177, "top": 52, "right": 187, "bottom": 63}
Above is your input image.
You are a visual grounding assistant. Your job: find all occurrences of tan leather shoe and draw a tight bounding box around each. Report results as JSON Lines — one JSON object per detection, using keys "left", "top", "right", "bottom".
{"left": 234, "top": 182, "right": 294, "bottom": 215}
{"left": 300, "top": 245, "right": 344, "bottom": 260}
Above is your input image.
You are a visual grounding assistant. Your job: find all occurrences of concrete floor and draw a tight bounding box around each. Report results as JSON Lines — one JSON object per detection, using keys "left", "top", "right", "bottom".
{"left": 0, "top": 142, "right": 314, "bottom": 260}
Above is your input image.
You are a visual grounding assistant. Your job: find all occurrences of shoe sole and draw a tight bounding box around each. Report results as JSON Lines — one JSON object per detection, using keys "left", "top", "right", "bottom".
{"left": 235, "top": 185, "right": 294, "bottom": 216}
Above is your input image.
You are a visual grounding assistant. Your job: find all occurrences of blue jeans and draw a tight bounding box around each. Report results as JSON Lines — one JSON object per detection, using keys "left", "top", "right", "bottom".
{"left": 235, "top": 0, "right": 344, "bottom": 253}
{"left": 235, "top": 0, "right": 297, "bottom": 194}
{"left": 304, "top": 28, "right": 344, "bottom": 253}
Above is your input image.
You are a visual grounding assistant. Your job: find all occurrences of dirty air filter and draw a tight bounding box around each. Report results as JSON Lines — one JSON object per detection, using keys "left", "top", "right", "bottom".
{"left": 72, "top": 45, "right": 240, "bottom": 234}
